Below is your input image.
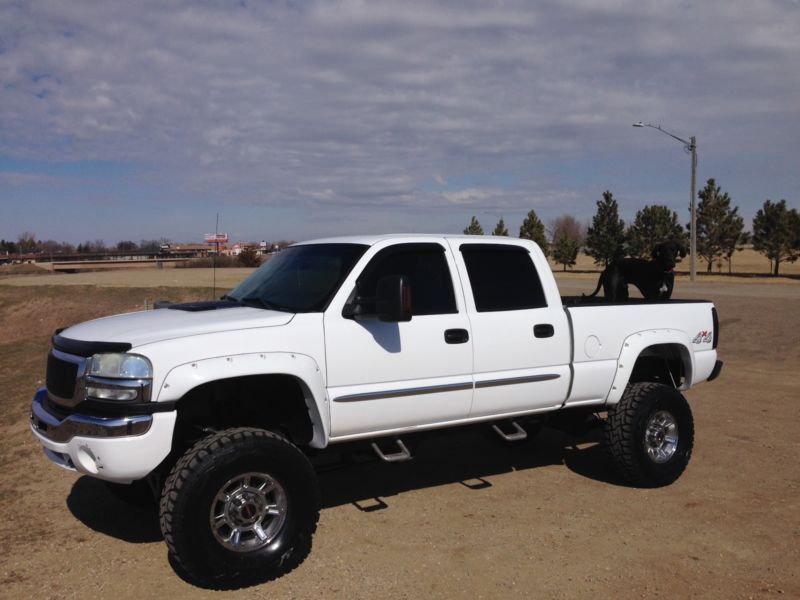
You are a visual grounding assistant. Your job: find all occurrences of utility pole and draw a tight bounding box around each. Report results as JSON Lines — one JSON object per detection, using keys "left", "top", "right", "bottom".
{"left": 689, "top": 136, "right": 697, "bottom": 282}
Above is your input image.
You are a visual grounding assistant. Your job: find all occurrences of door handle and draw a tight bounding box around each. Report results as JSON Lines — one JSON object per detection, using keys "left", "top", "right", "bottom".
{"left": 534, "top": 324, "right": 554, "bottom": 338}
{"left": 444, "top": 329, "right": 469, "bottom": 344}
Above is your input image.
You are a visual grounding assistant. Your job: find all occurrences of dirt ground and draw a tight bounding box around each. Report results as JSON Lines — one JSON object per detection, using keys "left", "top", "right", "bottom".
{"left": 0, "top": 270, "right": 798, "bottom": 599}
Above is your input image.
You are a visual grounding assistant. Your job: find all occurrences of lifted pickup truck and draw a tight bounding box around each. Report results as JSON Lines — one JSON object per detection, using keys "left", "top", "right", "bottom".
{"left": 30, "top": 234, "right": 721, "bottom": 586}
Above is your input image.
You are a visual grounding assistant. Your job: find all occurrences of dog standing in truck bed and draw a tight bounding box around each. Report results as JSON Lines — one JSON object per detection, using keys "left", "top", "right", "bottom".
{"left": 584, "top": 241, "right": 686, "bottom": 302}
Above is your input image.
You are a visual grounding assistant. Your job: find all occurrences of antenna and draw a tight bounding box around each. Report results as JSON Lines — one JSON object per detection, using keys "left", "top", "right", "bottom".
{"left": 212, "top": 212, "right": 219, "bottom": 299}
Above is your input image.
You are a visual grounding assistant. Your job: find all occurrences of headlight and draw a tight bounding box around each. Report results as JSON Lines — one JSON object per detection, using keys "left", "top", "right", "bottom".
{"left": 88, "top": 353, "right": 152, "bottom": 379}
{"left": 85, "top": 353, "right": 153, "bottom": 402}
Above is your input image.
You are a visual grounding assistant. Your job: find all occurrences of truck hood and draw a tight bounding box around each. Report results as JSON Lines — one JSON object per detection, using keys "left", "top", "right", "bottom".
{"left": 60, "top": 305, "right": 294, "bottom": 348}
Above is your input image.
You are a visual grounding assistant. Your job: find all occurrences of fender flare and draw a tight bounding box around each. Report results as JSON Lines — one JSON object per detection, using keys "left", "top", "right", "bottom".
{"left": 606, "top": 329, "right": 695, "bottom": 405}
{"left": 156, "top": 352, "right": 330, "bottom": 448}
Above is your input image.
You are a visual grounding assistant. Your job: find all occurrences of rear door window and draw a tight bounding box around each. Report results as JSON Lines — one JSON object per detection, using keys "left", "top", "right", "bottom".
{"left": 460, "top": 244, "right": 547, "bottom": 311}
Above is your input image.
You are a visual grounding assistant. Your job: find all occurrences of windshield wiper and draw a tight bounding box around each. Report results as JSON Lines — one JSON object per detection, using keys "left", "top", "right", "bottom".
{"left": 239, "top": 296, "right": 293, "bottom": 312}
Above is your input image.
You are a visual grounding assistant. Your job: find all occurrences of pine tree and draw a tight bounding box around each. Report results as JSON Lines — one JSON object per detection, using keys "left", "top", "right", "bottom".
{"left": 584, "top": 191, "right": 625, "bottom": 266}
{"left": 463, "top": 216, "right": 484, "bottom": 235}
{"left": 627, "top": 205, "right": 687, "bottom": 259}
{"left": 552, "top": 233, "right": 580, "bottom": 271}
{"left": 752, "top": 199, "right": 800, "bottom": 275}
{"left": 238, "top": 247, "right": 263, "bottom": 267}
{"left": 0, "top": 239, "right": 18, "bottom": 254}
{"left": 492, "top": 218, "right": 509, "bottom": 236}
{"left": 721, "top": 213, "right": 747, "bottom": 274}
{"left": 694, "top": 179, "right": 746, "bottom": 273}
{"left": 519, "top": 209, "right": 549, "bottom": 256}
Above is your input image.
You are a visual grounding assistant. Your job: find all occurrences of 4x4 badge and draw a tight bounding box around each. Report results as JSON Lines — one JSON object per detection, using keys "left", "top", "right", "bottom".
{"left": 693, "top": 330, "right": 712, "bottom": 344}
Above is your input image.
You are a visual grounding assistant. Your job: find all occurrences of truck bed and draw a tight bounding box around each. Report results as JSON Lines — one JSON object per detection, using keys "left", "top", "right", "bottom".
{"left": 560, "top": 296, "right": 718, "bottom": 408}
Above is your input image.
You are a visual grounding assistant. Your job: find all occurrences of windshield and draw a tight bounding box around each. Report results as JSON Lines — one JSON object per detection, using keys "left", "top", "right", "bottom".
{"left": 227, "top": 243, "right": 367, "bottom": 312}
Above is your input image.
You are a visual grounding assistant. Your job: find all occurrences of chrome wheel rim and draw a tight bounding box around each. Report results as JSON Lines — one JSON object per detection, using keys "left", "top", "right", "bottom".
{"left": 644, "top": 410, "right": 679, "bottom": 464}
{"left": 209, "top": 472, "right": 288, "bottom": 552}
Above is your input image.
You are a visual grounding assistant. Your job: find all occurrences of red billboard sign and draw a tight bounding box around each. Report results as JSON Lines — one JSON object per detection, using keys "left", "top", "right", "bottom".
{"left": 204, "top": 233, "right": 229, "bottom": 243}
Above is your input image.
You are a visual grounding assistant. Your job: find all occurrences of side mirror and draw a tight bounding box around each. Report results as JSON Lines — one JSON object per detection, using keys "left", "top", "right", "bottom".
{"left": 376, "top": 275, "right": 412, "bottom": 322}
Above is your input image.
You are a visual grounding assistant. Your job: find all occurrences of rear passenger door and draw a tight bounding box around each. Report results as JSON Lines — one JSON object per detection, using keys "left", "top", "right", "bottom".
{"left": 451, "top": 241, "right": 571, "bottom": 417}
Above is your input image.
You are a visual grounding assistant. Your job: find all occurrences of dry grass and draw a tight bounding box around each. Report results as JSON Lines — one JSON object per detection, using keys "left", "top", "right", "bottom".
{"left": 0, "top": 286, "right": 209, "bottom": 425}
{"left": 0, "top": 263, "right": 51, "bottom": 276}
{"left": 549, "top": 247, "right": 800, "bottom": 276}
{"left": 0, "top": 268, "right": 254, "bottom": 288}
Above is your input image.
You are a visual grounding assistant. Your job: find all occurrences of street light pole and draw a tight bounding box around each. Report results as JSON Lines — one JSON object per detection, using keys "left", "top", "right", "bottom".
{"left": 633, "top": 122, "right": 698, "bottom": 281}
{"left": 689, "top": 136, "right": 697, "bottom": 281}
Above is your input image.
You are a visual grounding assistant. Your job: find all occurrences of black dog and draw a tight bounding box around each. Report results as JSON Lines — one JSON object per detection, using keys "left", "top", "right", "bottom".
{"left": 585, "top": 241, "right": 686, "bottom": 302}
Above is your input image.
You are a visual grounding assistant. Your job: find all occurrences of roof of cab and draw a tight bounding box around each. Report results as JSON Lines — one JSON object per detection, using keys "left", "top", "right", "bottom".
{"left": 294, "top": 233, "right": 532, "bottom": 247}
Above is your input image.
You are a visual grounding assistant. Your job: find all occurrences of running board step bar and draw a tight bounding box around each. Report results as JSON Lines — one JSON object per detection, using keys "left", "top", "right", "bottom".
{"left": 492, "top": 420, "right": 528, "bottom": 442}
{"left": 371, "top": 438, "right": 412, "bottom": 462}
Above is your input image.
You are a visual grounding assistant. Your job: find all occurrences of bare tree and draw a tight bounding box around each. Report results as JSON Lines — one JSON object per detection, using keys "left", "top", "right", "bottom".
{"left": 16, "top": 231, "right": 37, "bottom": 253}
{"left": 550, "top": 215, "right": 585, "bottom": 271}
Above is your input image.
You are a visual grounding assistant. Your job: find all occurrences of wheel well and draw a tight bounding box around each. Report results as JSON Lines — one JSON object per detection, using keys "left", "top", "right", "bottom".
{"left": 629, "top": 344, "right": 690, "bottom": 388}
{"left": 172, "top": 374, "right": 315, "bottom": 450}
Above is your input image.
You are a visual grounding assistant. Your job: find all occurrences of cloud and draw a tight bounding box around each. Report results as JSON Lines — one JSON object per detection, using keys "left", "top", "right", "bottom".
{"left": 0, "top": 171, "right": 63, "bottom": 187}
{"left": 0, "top": 0, "right": 798, "bottom": 242}
{"left": 297, "top": 188, "right": 335, "bottom": 201}
{"left": 441, "top": 188, "right": 498, "bottom": 205}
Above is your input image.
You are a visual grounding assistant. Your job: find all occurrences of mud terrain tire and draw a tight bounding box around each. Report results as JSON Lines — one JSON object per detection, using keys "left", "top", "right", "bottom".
{"left": 605, "top": 382, "right": 694, "bottom": 487}
{"left": 159, "top": 428, "right": 319, "bottom": 587}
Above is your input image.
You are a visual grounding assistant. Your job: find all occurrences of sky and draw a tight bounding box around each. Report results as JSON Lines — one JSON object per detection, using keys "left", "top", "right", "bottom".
{"left": 1, "top": 0, "right": 799, "bottom": 245}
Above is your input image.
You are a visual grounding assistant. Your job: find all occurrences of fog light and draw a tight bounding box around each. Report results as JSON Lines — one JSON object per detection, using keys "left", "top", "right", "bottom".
{"left": 86, "top": 386, "right": 138, "bottom": 401}
{"left": 76, "top": 445, "right": 100, "bottom": 474}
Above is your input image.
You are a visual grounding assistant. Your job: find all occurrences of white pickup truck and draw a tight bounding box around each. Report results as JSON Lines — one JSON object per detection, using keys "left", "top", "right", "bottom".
{"left": 30, "top": 234, "right": 722, "bottom": 586}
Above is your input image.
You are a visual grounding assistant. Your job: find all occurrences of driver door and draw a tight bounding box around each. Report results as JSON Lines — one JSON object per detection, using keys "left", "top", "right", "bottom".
{"left": 324, "top": 242, "right": 473, "bottom": 439}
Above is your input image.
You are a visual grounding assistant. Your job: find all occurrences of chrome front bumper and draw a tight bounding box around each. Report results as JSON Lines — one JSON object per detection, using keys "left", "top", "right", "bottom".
{"left": 29, "top": 387, "right": 177, "bottom": 483}
{"left": 30, "top": 387, "right": 152, "bottom": 443}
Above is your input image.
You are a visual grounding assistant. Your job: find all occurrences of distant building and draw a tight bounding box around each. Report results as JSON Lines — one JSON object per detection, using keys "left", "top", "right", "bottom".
{"left": 163, "top": 244, "right": 211, "bottom": 257}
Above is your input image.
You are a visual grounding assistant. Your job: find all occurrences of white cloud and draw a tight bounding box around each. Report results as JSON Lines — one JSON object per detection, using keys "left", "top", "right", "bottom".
{"left": 441, "top": 188, "right": 497, "bottom": 205}
{"left": 0, "top": 0, "right": 798, "bottom": 241}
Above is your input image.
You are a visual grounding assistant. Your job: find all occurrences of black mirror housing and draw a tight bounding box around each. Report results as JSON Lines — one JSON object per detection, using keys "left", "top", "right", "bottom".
{"left": 376, "top": 275, "right": 412, "bottom": 322}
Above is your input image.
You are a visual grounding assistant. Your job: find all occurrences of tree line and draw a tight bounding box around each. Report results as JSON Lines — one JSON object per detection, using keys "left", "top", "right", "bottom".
{"left": 464, "top": 179, "right": 800, "bottom": 275}
{"left": 0, "top": 236, "right": 295, "bottom": 260}
{"left": 0, "top": 235, "right": 172, "bottom": 256}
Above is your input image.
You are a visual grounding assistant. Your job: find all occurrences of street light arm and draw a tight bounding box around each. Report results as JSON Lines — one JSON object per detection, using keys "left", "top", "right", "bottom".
{"left": 633, "top": 122, "right": 693, "bottom": 148}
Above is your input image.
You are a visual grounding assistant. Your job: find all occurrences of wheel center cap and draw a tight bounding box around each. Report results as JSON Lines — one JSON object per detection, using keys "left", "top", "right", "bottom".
{"left": 240, "top": 503, "right": 257, "bottom": 521}
{"left": 230, "top": 492, "right": 265, "bottom": 525}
